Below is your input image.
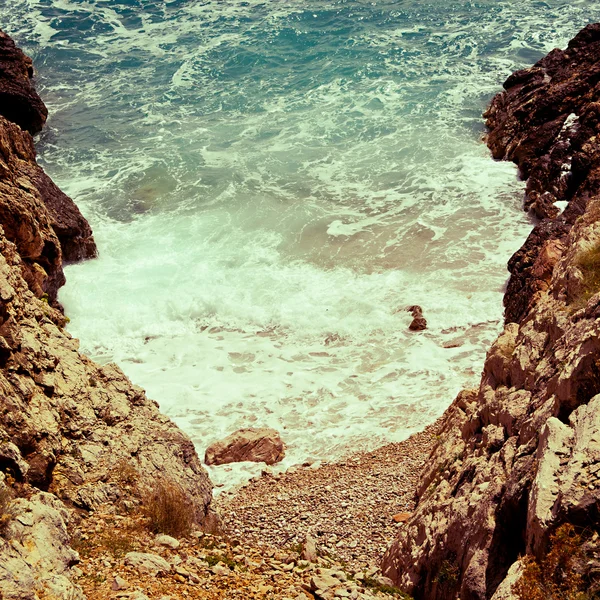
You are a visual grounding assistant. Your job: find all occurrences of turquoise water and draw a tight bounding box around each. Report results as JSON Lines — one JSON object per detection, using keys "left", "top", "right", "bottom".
{"left": 2, "top": 0, "right": 599, "bottom": 488}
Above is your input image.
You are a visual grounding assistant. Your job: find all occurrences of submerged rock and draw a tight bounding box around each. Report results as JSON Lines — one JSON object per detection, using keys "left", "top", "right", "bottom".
{"left": 205, "top": 427, "right": 286, "bottom": 466}
{"left": 407, "top": 305, "right": 427, "bottom": 331}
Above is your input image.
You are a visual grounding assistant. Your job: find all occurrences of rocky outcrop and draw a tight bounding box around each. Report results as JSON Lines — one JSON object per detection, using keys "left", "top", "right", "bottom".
{"left": 0, "top": 478, "right": 84, "bottom": 600}
{"left": 0, "top": 30, "right": 96, "bottom": 309}
{"left": 381, "top": 24, "right": 600, "bottom": 600}
{"left": 0, "top": 32, "right": 213, "bottom": 600}
{"left": 485, "top": 23, "right": 600, "bottom": 325}
{"left": 0, "top": 30, "right": 47, "bottom": 135}
{"left": 205, "top": 427, "right": 285, "bottom": 466}
{"left": 408, "top": 305, "right": 427, "bottom": 331}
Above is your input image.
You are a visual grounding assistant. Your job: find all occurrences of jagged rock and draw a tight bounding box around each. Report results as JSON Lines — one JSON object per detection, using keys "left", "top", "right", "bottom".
{"left": 0, "top": 30, "right": 47, "bottom": 135}
{"left": 0, "top": 30, "right": 213, "bottom": 600}
{"left": 0, "top": 230, "right": 212, "bottom": 519}
{"left": 485, "top": 23, "right": 600, "bottom": 325}
{"left": 124, "top": 552, "right": 171, "bottom": 575}
{"left": 205, "top": 427, "right": 285, "bottom": 465}
{"left": 382, "top": 24, "right": 600, "bottom": 600}
{"left": 0, "top": 30, "right": 96, "bottom": 308}
{"left": 0, "top": 114, "right": 96, "bottom": 308}
{"left": 0, "top": 491, "right": 84, "bottom": 600}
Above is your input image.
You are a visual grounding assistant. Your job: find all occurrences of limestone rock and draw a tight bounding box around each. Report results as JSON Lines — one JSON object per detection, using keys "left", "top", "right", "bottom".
{"left": 0, "top": 490, "right": 84, "bottom": 600}
{"left": 382, "top": 24, "right": 600, "bottom": 600}
{"left": 155, "top": 534, "right": 180, "bottom": 549}
{"left": 0, "top": 106, "right": 95, "bottom": 308}
{"left": 111, "top": 575, "right": 129, "bottom": 590}
{"left": 302, "top": 532, "right": 318, "bottom": 563}
{"left": 124, "top": 552, "right": 171, "bottom": 575}
{"left": 0, "top": 30, "right": 213, "bottom": 600}
{"left": 205, "top": 427, "right": 285, "bottom": 465}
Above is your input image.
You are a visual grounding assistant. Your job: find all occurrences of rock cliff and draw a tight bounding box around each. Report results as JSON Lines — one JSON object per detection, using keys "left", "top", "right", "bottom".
{"left": 381, "top": 23, "right": 600, "bottom": 600}
{"left": 0, "top": 32, "right": 213, "bottom": 600}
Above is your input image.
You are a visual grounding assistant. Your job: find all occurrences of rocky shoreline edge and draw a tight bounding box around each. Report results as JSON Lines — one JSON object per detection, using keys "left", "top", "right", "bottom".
{"left": 1, "top": 22, "right": 600, "bottom": 600}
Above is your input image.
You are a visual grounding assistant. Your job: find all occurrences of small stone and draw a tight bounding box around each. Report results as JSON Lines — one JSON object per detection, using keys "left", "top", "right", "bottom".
{"left": 155, "top": 534, "right": 180, "bottom": 549}
{"left": 392, "top": 512, "right": 411, "bottom": 523}
{"left": 210, "top": 562, "right": 230, "bottom": 576}
{"left": 175, "top": 566, "right": 190, "bottom": 578}
{"left": 111, "top": 576, "right": 129, "bottom": 591}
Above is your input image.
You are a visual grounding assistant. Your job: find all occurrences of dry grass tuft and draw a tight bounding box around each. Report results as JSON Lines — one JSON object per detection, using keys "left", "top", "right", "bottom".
{"left": 574, "top": 243, "right": 600, "bottom": 308}
{"left": 0, "top": 486, "right": 15, "bottom": 537}
{"left": 144, "top": 478, "right": 194, "bottom": 538}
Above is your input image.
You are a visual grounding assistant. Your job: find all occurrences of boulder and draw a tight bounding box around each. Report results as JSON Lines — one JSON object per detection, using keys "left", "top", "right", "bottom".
{"left": 124, "top": 552, "right": 171, "bottom": 575}
{"left": 302, "top": 532, "right": 318, "bottom": 562}
{"left": 205, "top": 428, "right": 285, "bottom": 466}
{"left": 0, "top": 491, "right": 84, "bottom": 600}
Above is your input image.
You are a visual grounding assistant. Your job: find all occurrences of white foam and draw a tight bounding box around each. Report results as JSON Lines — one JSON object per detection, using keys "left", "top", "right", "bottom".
{"left": 2, "top": 0, "right": 598, "bottom": 491}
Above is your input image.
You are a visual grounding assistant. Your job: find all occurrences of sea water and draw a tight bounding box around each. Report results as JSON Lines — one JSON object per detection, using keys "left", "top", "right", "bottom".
{"left": 2, "top": 0, "right": 599, "bottom": 490}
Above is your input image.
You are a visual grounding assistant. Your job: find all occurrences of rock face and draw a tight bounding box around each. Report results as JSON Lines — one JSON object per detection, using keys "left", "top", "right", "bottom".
{"left": 0, "top": 31, "right": 213, "bottom": 600}
{"left": 485, "top": 23, "right": 600, "bottom": 325}
{"left": 381, "top": 23, "right": 600, "bottom": 600}
{"left": 0, "top": 30, "right": 47, "bottom": 135}
{"left": 205, "top": 428, "right": 285, "bottom": 466}
{"left": 0, "top": 31, "right": 96, "bottom": 308}
{"left": 0, "top": 481, "right": 85, "bottom": 600}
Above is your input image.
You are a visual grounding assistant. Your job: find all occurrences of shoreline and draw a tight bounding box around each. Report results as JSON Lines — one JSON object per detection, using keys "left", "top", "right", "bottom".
{"left": 215, "top": 419, "right": 443, "bottom": 573}
{"left": 2, "top": 17, "right": 600, "bottom": 600}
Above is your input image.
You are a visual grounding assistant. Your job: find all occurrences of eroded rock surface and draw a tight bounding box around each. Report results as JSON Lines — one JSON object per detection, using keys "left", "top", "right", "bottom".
{"left": 0, "top": 30, "right": 47, "bottom": 135}
{"left": 485, "top": 23, "right": 600, "bottom": 325}
{"left": 0, "top": 31, "right": 213, "bottom": 600}
{"left": 0, "top": 29, "right": 96, "bottom": 307}
{"left": 381, "top": 23, "right": 600, "bottom": 600}
{"left": 0, "top": 476, "right": 84, "bottom": 600}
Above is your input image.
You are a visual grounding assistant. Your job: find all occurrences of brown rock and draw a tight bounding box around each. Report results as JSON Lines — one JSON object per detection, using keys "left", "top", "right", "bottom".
{"left": 205, "top": 427, "right": 286, "bottom": 466}
{"left": 302, "top": 532, "right": 318, "bottom": 562}
{"left": 0, "top": 29, "right": 47, "bottom": 134}
{"left": 0, "top": 115, "right": 96, "bottom": 308}
{"left": 407, "top": 305, "right": 427, "bottom": 331}
{"left": 484, "top": 23, "right": 600, "bottom": 325}
{"left": 392, "top": 513, "right": 411, "bottom": 523}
